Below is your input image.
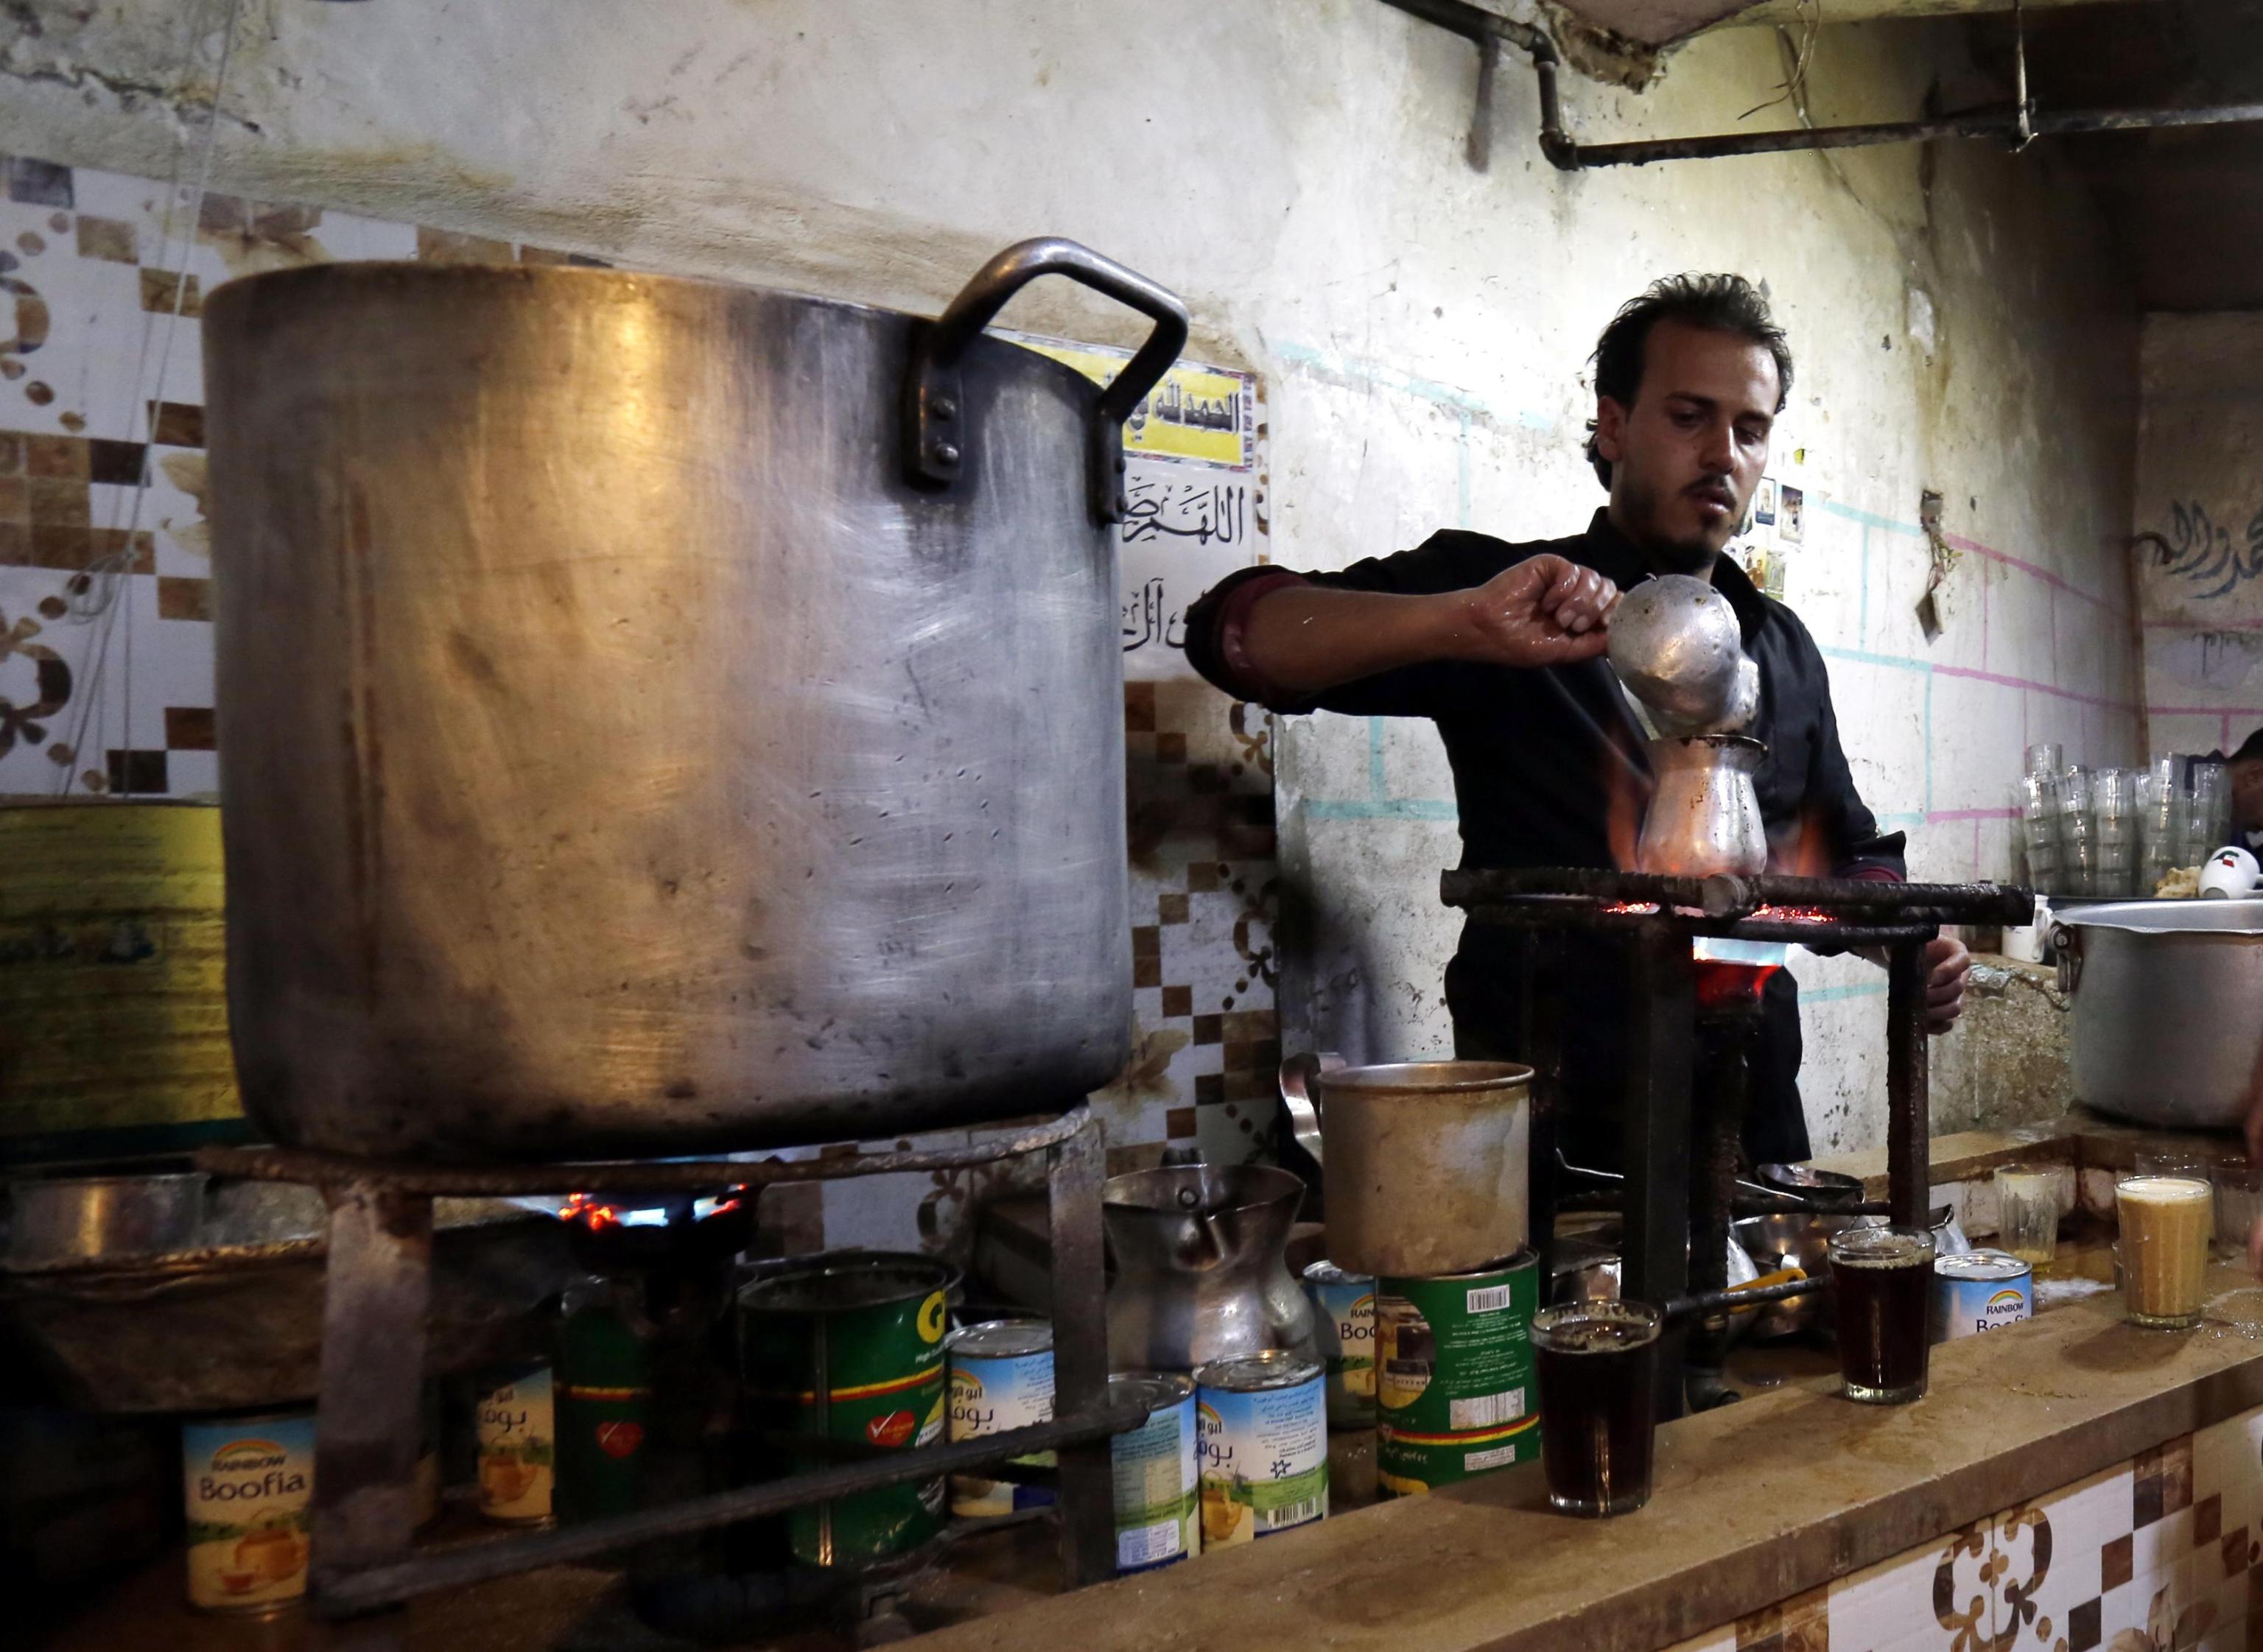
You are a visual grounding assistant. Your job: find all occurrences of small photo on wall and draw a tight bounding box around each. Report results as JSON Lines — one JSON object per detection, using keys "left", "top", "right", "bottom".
{"left": 1754, "top": 477, "right": 1778, "bottom": 526}
{"left": 1778, "top": 485, "right": 1804, "bottom": 544}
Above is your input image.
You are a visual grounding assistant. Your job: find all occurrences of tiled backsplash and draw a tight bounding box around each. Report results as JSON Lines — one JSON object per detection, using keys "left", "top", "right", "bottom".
{"left": 1665, "top": 1407, "right": 2263, "bottom": 1652}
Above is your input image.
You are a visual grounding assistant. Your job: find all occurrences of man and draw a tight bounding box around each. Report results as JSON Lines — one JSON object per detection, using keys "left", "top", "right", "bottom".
{"left": 2225, "top": 729, "right": 2263, "bottom": 853}
{"left": 1185, "top": 274, "right": 1970, "bottom": 1168}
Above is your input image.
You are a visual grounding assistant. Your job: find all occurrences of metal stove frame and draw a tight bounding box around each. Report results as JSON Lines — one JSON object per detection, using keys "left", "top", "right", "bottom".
{"left": 196, "top": 1104, "right": 1135, "bottom": 1637}
{"left": 1439, "top": 868, "right": 2034, "bottom": 1414}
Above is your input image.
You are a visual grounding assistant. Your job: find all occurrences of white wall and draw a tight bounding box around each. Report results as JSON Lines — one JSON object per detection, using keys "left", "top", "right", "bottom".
{"left": 0, "top": 0, "right": 2143, "bottom": 1156}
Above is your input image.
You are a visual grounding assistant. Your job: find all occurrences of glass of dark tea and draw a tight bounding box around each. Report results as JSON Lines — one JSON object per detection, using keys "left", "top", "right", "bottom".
{"left": 1529, "top": 1299, "right": 1662, "bottom": 1516}
{"left": 1828, "top": 1224, "right": 1936, "bottom": 1404}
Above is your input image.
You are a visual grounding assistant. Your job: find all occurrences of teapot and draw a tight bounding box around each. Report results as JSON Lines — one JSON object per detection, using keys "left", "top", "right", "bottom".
{"left": 1638, "top": 734, "right": 1768, "bottom": 879}
{"left": 1101, "top": 1164, "right": 1316, "bottom": 1372}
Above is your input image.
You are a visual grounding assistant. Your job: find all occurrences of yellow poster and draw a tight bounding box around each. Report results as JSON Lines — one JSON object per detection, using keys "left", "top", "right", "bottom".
{"left": 1008, "top": 336, "right": 1257, "bottom": 471}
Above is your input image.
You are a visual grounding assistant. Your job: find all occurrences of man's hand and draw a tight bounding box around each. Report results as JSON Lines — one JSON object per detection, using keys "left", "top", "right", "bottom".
{"left": 1452, "top": 555, "right": 1621, "bottom": 669}
{"left": 1923, "top": 935, "right": 1970, "bottom": 1034}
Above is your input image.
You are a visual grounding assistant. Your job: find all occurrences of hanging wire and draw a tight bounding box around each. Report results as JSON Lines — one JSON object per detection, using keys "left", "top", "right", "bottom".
{"left": 1741, "top": 0, "right": 1822, "bottom": 123}
{"left": 54, "top": 0, "right": 244, "bottom": 796}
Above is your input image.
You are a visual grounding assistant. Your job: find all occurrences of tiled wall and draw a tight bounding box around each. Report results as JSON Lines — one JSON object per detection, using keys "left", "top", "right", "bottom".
{"left": 0, "top": 153, "right": 1277, "bottom": 1235}
{"left": 1665, "top": 1409, "right": 2263, "bottom": 1652}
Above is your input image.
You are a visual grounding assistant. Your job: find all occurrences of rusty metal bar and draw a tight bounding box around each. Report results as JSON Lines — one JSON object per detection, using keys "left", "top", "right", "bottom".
{"left": 309, "top": 1186, "right": 432, "bottom": 1617}
{"left": 1441, "top": 867, "right": 2033, "bottom": 924}
{"left": 1045, "top": 1111, "right": 1115, "bottom": 1586}
{"left": 1622, "top": 928, "right": 1694, "bottom": 1422}
{"left": 197, "top": 1107, "right": 1092, "bottom": 1196}
{"left": 1887, "top": 939, "right": 1933, "bottom": 1230}
{"left": 1459, "top": 909, "right": 1944, "bottom": 948}
{"left": 1661, "top": 1273, "right": 1828, "bottom": 1323}
{"left": 318, "top": 1401, "right": 1158, "bottom": 1614}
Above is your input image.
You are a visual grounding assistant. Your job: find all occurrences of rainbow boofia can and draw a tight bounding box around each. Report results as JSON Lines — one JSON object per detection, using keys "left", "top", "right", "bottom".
{"left": 740, "top": 1250, "right": 955, "bottom": 1566}
{"left": 1302, "top": 1260, "right": 1377, "bottom": 1428}
{"left": 1108, "top": 1372, "right": 1197, "bottom": 1572}
{"left": 947, "top": 1319, "right": 1056, "bottom": 1517}
{"left": 182, "top": 1410, "right": 314, "bottom": 1614}
{"left": 476, "top": 1363, "right": 555, "bottom": 1525}
{"left": 1375, "top": 1251, "right": 1538, "bottom": 1496}
{"left": 1931, "top": 1248, "right": 2033, "bottom": 1343}
{"left": 1193, "top": 1350, "right": 1327, "bottom": 1547}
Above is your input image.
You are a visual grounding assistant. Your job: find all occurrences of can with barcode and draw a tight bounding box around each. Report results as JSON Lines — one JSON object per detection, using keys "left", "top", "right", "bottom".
{"left": 1109, "top": 1372, "right": 1198, "bottom": 1572}
{"left": 1375, "top": 1251, "right": 1538, "bottom": 1497}
{"left": 1193, "top": 1350, "right": 1327, "bottom": 1548}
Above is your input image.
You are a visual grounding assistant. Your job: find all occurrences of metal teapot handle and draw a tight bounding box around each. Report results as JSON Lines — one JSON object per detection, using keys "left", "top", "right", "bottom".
{"left": 905, "top": 237, "right": 1190, "bottom": 524}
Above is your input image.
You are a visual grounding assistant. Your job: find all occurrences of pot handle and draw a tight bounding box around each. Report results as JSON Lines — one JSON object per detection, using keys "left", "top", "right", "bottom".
{"left": 905, "top": 238, "right": 1191, "bottom": 525}
{"left": 2052, "top": 922, "right": 2081, "bottom": 994}
{"left": 1277, "top": 1052, "right": 1343, "bottom": 1168}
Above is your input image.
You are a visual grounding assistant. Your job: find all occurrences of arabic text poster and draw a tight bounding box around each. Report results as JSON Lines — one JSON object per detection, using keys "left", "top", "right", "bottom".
{"left": 1007, "top": 333, "right": 1268, "bottom": 682}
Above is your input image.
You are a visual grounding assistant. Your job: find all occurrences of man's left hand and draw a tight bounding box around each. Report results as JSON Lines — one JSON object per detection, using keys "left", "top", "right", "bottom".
{"left": 1924, "top": 935, "right": 1970, "bottom": 1034}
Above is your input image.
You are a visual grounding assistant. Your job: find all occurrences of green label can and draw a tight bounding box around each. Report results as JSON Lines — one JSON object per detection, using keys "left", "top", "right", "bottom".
{"left": 740, "top": 1250, "right": 955, "bottom": 1567}
{"left": 1375, "top": 1251, "right": 1538, "bottom": 1497}
{"left": 1302, "top": 1260, "right": 1377, "bottom": 1429}
{"left": 1193, "top": 1350, "right": 1327, "bottom": 1547}
{"left": 1108, "top": 1372, "right": 1197, "bottom": 1572}
{"left": 558, "top": 1280, "right": 654, "bottom": 1525}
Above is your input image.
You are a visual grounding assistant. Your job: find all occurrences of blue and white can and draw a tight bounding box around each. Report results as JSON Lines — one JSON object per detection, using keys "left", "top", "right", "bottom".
{"left": 1109, "top": 1372, "right": 1199, "bottom": 1572}
{"left": 946, "top": 1320, "right": 1056, "bottom": 1517}
{"left": 1303, "top": 1260, "right": 1378, "bottom": 1429}
{"left": 1931, "top": 1248, "right": 2033, "bottom": 1343}
{"left": 1193, "top": 1350, "right": 1327, "bottom": 1547}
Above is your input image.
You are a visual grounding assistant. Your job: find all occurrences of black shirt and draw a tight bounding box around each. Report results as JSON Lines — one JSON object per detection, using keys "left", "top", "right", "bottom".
{"left": 1184, "top": 509, "right": 1906, "bottom": 1165}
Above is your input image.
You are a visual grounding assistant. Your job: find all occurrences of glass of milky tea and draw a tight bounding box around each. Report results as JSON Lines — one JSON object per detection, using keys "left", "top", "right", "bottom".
{"left": 2116, "top": 1173, "right": 2214, "bottom": 1329}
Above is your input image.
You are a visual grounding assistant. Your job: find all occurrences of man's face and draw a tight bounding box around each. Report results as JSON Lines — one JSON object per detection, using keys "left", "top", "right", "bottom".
{"left": 1593, "top": 320, "right": 1780, "bottom": 576}
{"left": 2232, "top": 758, "right": 2263, "bottom": 835}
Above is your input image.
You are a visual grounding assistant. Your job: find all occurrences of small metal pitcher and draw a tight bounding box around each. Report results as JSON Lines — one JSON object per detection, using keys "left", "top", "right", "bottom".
{"left": 1637, "top": 734, "right": 1768, "bottom": 878}
{"left": 1101, "top": 1164, "right": 1316, "bottom": 1371}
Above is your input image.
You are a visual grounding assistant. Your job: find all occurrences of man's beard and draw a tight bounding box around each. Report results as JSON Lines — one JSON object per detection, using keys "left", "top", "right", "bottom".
{"left": 1616, "top": 469, "right": 1721, "bottom": 576}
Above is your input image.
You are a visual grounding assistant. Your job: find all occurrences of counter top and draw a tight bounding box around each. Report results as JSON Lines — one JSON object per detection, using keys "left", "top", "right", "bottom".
{"left": 910, "top": 1259, "right": 2263, "bottom": 1652}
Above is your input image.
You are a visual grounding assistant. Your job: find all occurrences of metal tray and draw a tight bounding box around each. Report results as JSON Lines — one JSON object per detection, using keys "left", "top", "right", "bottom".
{"left": 0, "top": 1176, "right": 578, "bottom": 1413}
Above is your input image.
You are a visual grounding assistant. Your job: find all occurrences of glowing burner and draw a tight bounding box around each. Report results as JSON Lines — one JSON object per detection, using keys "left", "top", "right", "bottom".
{"left": 1747, "top": 904, "right": 1833, "bottom": 924}
{"left": 558, "top": 1189, "right": 743, "bottom": 1231}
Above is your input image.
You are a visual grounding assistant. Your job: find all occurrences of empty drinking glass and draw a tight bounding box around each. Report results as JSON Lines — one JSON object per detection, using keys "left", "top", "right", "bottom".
{"left": 2025, "top": 742, "right": 2064, "bottom": 779}
{"left": 1993, "top": 1163, "right": 2065, "bottom": 1268}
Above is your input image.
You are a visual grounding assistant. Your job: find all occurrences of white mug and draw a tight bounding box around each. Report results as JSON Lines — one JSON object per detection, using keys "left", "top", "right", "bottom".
{"left": 2200, "top": 845, "right": 2262, "bottom": 899}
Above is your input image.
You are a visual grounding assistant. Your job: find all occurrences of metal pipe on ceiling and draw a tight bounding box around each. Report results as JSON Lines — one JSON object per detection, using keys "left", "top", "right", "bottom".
{"left": 1378, "top": 0, "right": 2263, "bottom": 172}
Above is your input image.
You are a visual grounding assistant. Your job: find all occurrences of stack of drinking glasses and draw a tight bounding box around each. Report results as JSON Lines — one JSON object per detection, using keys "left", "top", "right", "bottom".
{"left": 2056, "top": 765, "right": 2098, "bottom": 895}
{"left": 2016, "top": 743, "right": 2065, "bottom": 893}
{"left": 2091, "top": 767, "right": 2135, "bottom": 897}
{"left": 2186, "top": 760, "right": 2233, "bottom": 866}
{"left": 2138, "top": 755, "right": 2183, "bottom": 894}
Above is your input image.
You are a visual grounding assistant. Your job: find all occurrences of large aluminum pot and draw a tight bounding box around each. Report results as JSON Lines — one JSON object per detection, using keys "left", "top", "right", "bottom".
{"left": 203, "top": 241, "right": 1188, "bottom": 1159}
{"left": 1313, "top": 1061, "right": 1531, "bottom": 1276}
{"left": 2054, "top": 899, "right": 2263, "bottom": 1129}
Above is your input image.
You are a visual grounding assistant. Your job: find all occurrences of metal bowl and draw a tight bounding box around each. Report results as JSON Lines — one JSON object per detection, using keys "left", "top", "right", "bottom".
{"left": 4, "top": 1172, "right": 208, "bottom": 1266}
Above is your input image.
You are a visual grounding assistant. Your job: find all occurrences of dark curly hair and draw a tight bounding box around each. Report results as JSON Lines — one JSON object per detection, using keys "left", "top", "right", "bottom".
{"left": 1585, "top": 274, "right": 1793, "bottom": 488}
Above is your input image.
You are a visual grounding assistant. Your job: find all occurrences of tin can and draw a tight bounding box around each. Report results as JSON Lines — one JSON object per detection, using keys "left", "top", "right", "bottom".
{"left": 476, "top": 1363, "right": 556, "bottom": 1525}
{"left": 559, "top": 1279, "right": 654, "bottom": 1524}
{"left": 1109, "top": 1372, "right": 1198, "bottom": 1572}
{"left": 1303, "top": 1260, "right": 1378, "bottom": 1429}
{"left": 1931, "top": 1248, "right": 2033, "bottom": 1343}
{"left": 182, "top": 1409, "right": 314, "bottom": 1614}
{"left": 1193, "top": 1349, "right": 1327, "bottom": 1547}
{"left": 1375, "top": 1251, "right": 1539, "bottom": 1496}
{"left": 739, "top": 1250, "right": 955, "bottom": 1566}
{"left": 947, "top": 1319, "right": 1056, "bottom": 1517}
